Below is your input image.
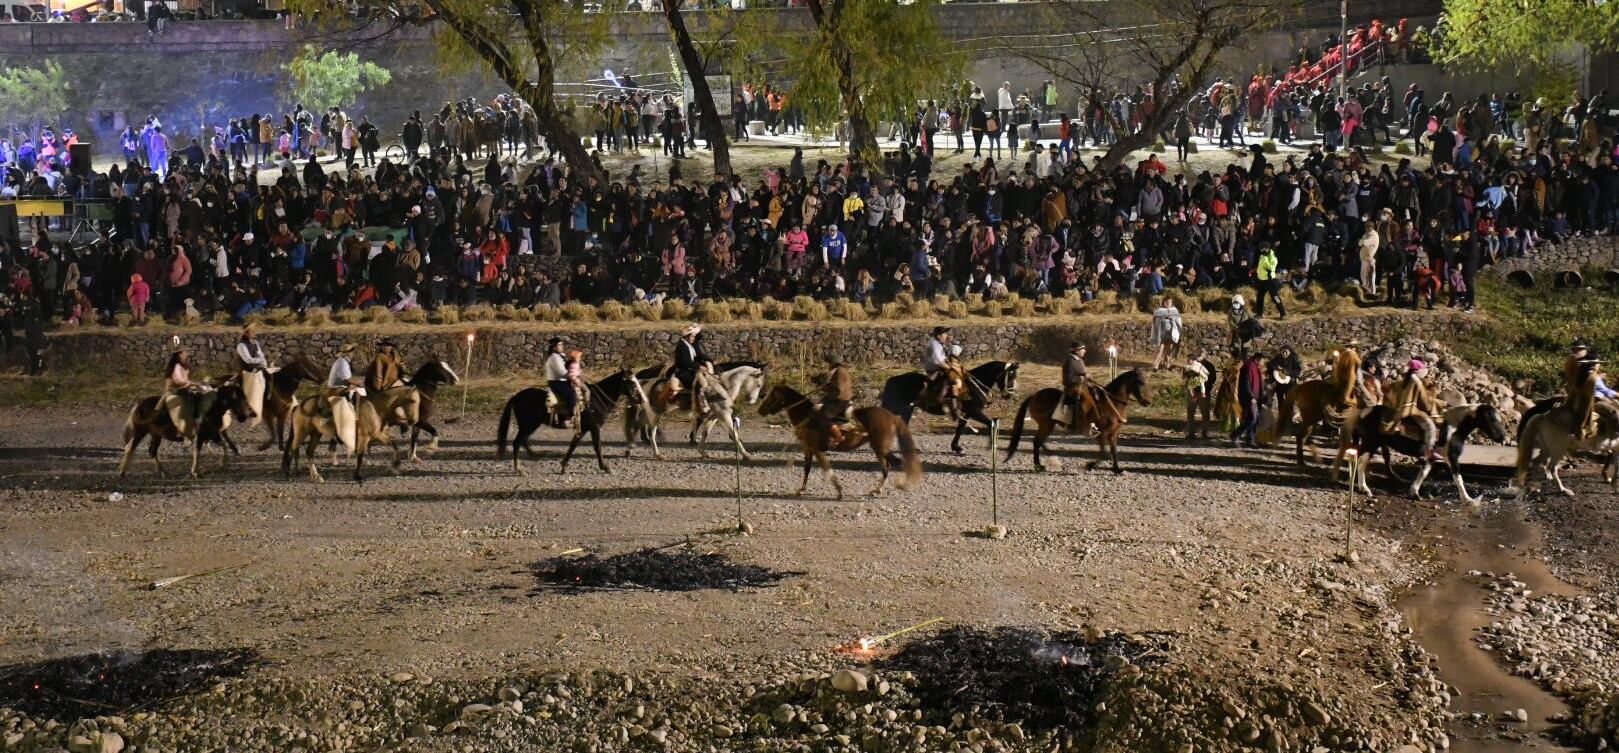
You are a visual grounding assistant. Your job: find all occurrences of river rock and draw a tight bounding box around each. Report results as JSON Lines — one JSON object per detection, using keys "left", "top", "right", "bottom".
{"left": 831, "top": 669, "right": 868, "bottom": 693}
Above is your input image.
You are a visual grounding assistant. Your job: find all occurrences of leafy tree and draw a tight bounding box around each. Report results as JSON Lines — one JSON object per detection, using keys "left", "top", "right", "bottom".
{"left": 1006, "top": 0, "right": 1296, "bottom": 170}
{"left": 795, "top": 0, "right": 960, "bottom": 172}
{"left": 0, "top": 60, "right": 70, "bottom": 139}
{"left": 659, "top": 0, "right": 770, "bottom": 177}
{"left": 1435, "top": 0, "right": 1619, "bottom": 72}
{"left": 282, "top": 45, "right": 393, "bottom": 114}
{"left": 286, "top": 0, "right": 618, "bottom": 185}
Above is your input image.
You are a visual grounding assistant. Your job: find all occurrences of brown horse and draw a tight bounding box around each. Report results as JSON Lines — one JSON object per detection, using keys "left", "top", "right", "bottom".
{"left": 257, "top": 354, "right": 326, "bottom": 452}
{"left": 1278, "top": 376, "right": 1381, "bottom": 466}
{"left": 1002, "top": 369, "right": 1154, "bottom": 474}
{"left": 118, "top": 385, "right": 256, "bottom": 478}
{"left": 757, "top": 385, "right": 922, "bottom": 499}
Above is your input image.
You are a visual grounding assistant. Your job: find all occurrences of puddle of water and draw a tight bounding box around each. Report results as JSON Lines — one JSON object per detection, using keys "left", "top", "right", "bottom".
{"left": 1400, "top": 503, "right": 1580, "bottom": 752}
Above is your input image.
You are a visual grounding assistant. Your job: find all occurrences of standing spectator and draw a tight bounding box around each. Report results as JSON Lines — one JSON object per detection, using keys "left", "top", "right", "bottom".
{"left": 1150, "top": 296, "right": 1182, "bottom": 370}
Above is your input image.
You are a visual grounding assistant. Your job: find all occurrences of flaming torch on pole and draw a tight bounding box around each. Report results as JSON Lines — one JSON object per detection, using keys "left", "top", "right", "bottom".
{"left": 461, "top": 332, "right": 475, "bottom": 420}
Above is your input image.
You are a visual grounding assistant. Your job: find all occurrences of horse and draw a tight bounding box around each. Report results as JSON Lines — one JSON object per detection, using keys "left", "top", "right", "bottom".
{"left": 118, "top": 385, "right": 256, "bottom": 478}
{"left": 1002, "top": 369, "right": 1154, "bottom": 474}
{"left": 282, "top": 393, "right": 361, "bottom": 482}
{"left": 494, "top": 369, "right": 647, "bottom": 474}
{"left": 881, "top": 361, "right": 1019, "bottom": 455}
{"left": 1340, "top": 403, "right": 1508, "bottom": 502}
{"left": 352, "top": 360, "right": 460, "bottom": 481}
{"left": 635, "top": 365, "right": 765, "bottom": 460}
{"left": 256, "top": 354, "right": 325, "bottom": 452}
{"left": 757, "top": 384, "right": 921, "bottom": 499}
{"left": 1278, "top": 378, "right": 1364, "bottom": 466}
{"left": 1508, "top": 398, "right": 1619, "bottom": 499}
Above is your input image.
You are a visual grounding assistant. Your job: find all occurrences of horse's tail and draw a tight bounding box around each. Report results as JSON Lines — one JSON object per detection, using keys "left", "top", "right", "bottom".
{"left": 496, "top": 396, "right": 516, "bottom": 458}
{"left": 1003, "top": 396, "right": 1032, "bottom": 462}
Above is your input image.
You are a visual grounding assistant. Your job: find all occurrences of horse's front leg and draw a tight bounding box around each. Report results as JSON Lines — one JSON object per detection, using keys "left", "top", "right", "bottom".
{"left": 950, "top": 419, "right": 967, "bottom": 456}
{"left": 867, "top": 441, "right": 891, "bottom": 497}
{"left": 1356, "top": 455, "right": 1375, "bottom": 496}
{"left": 649, "top": 416, "right": 665, "bottom": 459}
{"left": 728, "top": 412, "right": 751, "bottom": 460}
{"left": 820, "top": 454, "right": 842, "bottom": 500}
{"left": 189, "top": 439, "right": 202, "bottom": 479}
{"left": 1553, "top": 459, "right": 1576, "bottom": 498}
{"left": 1409, "top": 459, "right": 1433, "bottom": 499}
{"left": 797, "top": 452, "right": 813, "bottom": 496}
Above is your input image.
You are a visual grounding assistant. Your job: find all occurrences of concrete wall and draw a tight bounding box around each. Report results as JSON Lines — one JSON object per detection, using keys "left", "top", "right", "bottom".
{"left": 45, "top": 310, "right": 1481, "bottom": 377}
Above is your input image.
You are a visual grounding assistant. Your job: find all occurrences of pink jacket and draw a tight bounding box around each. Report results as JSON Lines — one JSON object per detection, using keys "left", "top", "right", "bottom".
{"left": 662, "top": 243, "right": 687, "bottom": 276}
{"left": 169, "top": 251, "right": 192, "bottom": 288}
{"left": 127, "top": 279, "right": 151, "bottom": 305}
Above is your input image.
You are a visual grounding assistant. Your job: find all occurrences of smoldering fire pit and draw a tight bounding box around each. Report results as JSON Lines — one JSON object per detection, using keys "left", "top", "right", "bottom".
{"left": 878, "top": 626, "right": 1176, "bottom": 733}
{"left": 0, "top": 648, "right": 260, "bottom": 720}
{"left": 529, "top": 544, "right": 801, "bottom": 593}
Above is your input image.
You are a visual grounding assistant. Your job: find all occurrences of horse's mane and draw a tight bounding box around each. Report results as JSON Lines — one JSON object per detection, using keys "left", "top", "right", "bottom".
{"left": 1104, "top": 369, "right": 1143, "bottom": 393}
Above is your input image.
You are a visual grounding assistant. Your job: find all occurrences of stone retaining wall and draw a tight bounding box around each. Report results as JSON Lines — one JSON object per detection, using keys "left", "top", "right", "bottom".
{"left": 1492, "top": 236, "right": 1619, "bottom": 279}
{"left": 45, "top": 311, "right": 1482, "bottom": 377}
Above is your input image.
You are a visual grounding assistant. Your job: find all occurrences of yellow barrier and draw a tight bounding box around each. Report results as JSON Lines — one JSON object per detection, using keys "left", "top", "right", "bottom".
{"left": 0, "top": 200, "right": 71, "bottom": 218}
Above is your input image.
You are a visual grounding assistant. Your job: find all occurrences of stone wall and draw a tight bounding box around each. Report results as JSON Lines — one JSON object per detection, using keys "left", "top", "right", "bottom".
{"left": 46, "top": 310, "right": 1483, "bottom": 377}
{"left": 1492, "top": 236, "right": 1619, "bottom": 280}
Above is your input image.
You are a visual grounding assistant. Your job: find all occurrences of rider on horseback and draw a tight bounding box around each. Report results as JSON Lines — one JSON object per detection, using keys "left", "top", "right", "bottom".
{"left": 1330, "top": 339, "right": 1363, "bottom": 410}
{"left": 1379, "top": 358, "right": 1444, "bottom": 458}
{"left": 236, "top": 324, "right": 269, "bottom": 373}
{"left": 819, "top": 353, "right": 854, "bottom": 447}
{"left": 324, "top": 342, "right": 365, "bottom": 406}
{"left": 1565, "top": 339, "right": 1601, "bottom": 440}
{"left": 1062, "top": 341, "right": 1098, "bottom": 433}
{"left": 365, "top": 340, "right": 405, "bottom": 394}
{"left": 161, "top": 348, "right": 212, "bottom": 432}
{"left": 544, "top": 337, "right": 575, "bottom": 429}
{"left": 923, "top": 327, "right": 962, "bottom": 420}
{"left": 668, "top": 325, "right": 711, "bottom": 415}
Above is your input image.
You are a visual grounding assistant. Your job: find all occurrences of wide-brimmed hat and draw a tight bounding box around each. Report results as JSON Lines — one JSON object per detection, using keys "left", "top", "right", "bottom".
{"left": 338, "top": 343, "right": 357, "bottom": 354}
{"left": 242, "top": 323, "right": 258, "bottom": 336}
{"left": 378, "top": 339, "right": 398, "bottom": 349}
{"left": 1571, "top": 338, "right": 1591, "bottom": 353}
{"left": 1070, "top": 341, "right": 1087, "bottom": 352}
{"left": 1271, "top": 369, "right": 1293, "bottom": 385}
{"left": 682, "top": 324, "right": 702, "bottom": 337}
{"left": 932, "top": 326, "right": 951, "bottom": 337}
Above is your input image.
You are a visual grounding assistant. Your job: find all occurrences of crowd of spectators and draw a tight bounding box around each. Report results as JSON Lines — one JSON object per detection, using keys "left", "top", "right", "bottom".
{"left": 2, "top": 32, "right": 1618, "bottom": 353}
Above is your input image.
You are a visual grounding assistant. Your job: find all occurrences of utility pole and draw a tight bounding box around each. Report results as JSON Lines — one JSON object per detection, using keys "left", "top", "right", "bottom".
{"left": 1338, "top": 0, "right": 1348, "bottom": 106}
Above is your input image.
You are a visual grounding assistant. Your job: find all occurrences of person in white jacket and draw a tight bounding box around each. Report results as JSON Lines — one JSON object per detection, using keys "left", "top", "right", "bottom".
{"left": 1358, "top": 226, "right": 1380, "bottom": 294}
{"left": 1150, "top": 297, "right": 1183, "bottom": 370}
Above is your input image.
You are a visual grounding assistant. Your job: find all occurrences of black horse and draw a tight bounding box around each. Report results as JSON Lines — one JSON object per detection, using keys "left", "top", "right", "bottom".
{"left": 495, "top": 369, "right": 645, "bottom": 474}
{"left": 1344, "top": 403, "right": 1508, "bottom": 502}
{"left": 880, "top": 361, "right": 1020, "bottom": 454}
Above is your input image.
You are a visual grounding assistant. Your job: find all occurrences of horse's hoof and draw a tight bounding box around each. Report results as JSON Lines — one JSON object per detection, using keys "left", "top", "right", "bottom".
{"left": 1112, "top": 469, "right": 1125, "bottom": 476}
{"left": 952, "top": 447, "right": 966, "bottom": 456}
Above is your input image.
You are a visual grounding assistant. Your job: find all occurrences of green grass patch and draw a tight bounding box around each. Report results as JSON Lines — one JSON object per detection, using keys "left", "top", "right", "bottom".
{"left": 1453, "top": 275, "right": 1619, "bottom": 390}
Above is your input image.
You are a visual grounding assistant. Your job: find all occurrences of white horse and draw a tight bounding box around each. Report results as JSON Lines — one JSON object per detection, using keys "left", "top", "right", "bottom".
{"left": 638, "top": 365, "right": 766, "bottom": 459}
{"left": 1508, "top": 398, "right": 1619, "bottom": 499}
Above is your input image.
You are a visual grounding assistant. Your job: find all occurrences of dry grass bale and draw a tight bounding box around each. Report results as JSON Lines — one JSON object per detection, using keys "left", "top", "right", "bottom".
{"left": 908, "top": 299, "right": 934, "bottom": 318}
{"left": 264, "top": 307, "right": 298, "bottom": 327}
{"left": 931, "top": 294, "right": 951, "bottom": 310}
{"left": 633, "top": 301, "right": 665, "bottom": 321}
{"left": 732, "top": 300, "right": 764, "bottom": 321}
{"left": 946, "top": 300, "right": 970, "bottom": 319}
{"left": 534, "top": 304, "right": 562, "bottom": 323}
{"left": 842, "top": 302, "right": 869, "bottom": 321}
{"left": 367, "top": 307, "right": 395, "bottom": 325}
{"left": 983, "top": 300, "right": 1005, "bottom": 318}
{"left": 434, "top": 306, "right": 462, "bottom": 325}
{"left": 663, "top": 299, "right": 694, "bottom": 320}
{"left": 496, "top": 303, "right": 522, "bottom": 321}
{"left": 304, "top": 307, "right": 333, "bottom": 327}
{"left": 210, "top": 312, "right": 234, "bottom": 326}
{"left": 1196, "top": 288, "right": 1230, "bottom": 313}
{"left": 560, "top": 302, "right": 597, "bottom": 322}
{"left": 793, "top": 296, "right": 831, "bottom": 321}
{"left": 879, "top": 302, "right": 908, "bottom": 320}
{"left": 242, "top": 311, "right": 269, "bottom": 328}
{"left": 114, "top": 313, "right": 134, "bottom": 327}
{"left": 462, "top": 303, "right": 498, "bottom": 322}
{"left": 895, "top": 292, "right": 916, "bottom": 308}
{"left": 696, "top": 300, "right": 733, "bottom": 324}
{"left": 396, "top": 307, "right": 429, "bottom": 324}
{"left": 599, "top": 301, "right": 633, "bottom": 322}
{"left": 763, "top": 298, "right": 795, "bottom": 320}
{"left": 1010, "top": 298, "right": 1038, "bottom": 317}
{"left": 335, "top": 309, "right": 366, "bottom": 325}
{"left": 509, "top": 305, "right": 536, "bottom": 322}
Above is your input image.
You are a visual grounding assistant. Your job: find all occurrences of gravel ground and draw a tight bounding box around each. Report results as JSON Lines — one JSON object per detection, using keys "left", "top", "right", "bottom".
{"left": 0, "top": 388, "right": 1494, "bottom": 751}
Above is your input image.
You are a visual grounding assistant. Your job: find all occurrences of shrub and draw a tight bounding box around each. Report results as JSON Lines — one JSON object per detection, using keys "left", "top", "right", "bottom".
{"left": 599, "top": 301, "right": 632, "bottom": 322}
{"left": 1010, "top": 298, "right": 1037, "bottom": 317}
{"left": 367, "top": 307, "right": 395, "bottom": 325}
{"left": 396, "top": 307, "right": 429, "bottom": 324}
{"left": 662, "top": 299, "right": 694, "bottom": 321}
{"left": 1186, "top": 141, "right": 1199, "bottom": 154}
{"left": 696, "top": 300, "right": 733, "bottom": 324}
{"left": 633, "top": 301, "right": 665, "bottom": 321}
{"left": 304, "top": 307, "right": 332, "bottom": 327}
{"left": 1261, "top": 139, "right": 1278, "bottom": 153}
{"left": 561, "top": 302, "right": 597, "bottom": 322}
{"left": 1150, "top": 139, "right": 1166, "bottom": 153}
{"left": 462, "top": 303, "right": 497, "bottom": 322}
{"left": 335, "top": 309, "right": 366, "bottom": 325}
{"left": 1392, "top": 140, "right": 1412, "bottom": 155}
{"left": 946, "top": 301, "right": 970, "bottom": 319}
{"left": 434, "top": 306, "right": 462, "bottom": 325}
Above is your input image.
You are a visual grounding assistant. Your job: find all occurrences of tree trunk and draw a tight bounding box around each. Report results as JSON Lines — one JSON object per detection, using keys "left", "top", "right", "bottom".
{"left": 662, "top": 0, "right": 731, "bottom": 176}
{"left": 535, "top": 104, "right": 600, "bottom": 186}
{"left": 1098, "top": 131, "right": 1156, "bottom": 171}
{"left": 804, "top": 0, "right": 882, "bottom": 173}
